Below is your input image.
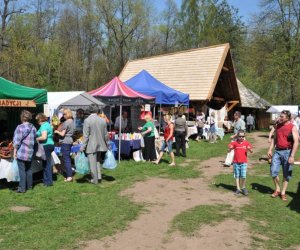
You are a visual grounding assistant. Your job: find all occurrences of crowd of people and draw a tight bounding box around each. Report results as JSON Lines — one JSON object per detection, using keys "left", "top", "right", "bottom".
{"left": 12, "top": 104, "right": 109, "bottom": 193}
{"left": 8, "top": 105, "right": 300, "bottom": 202}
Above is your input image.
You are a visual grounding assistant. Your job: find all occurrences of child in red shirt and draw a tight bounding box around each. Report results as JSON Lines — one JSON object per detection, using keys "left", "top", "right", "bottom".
{"left": 228, "top": 130, "right": 253, "bottom": 195}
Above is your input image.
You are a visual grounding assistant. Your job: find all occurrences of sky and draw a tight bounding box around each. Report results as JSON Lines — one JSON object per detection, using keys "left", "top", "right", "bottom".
{"left": 153, "top": 0, "right": 261, "bottom": 23}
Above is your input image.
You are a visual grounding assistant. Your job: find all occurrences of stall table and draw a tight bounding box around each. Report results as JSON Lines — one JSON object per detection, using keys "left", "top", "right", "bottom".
{"left": 111, "top": 139, "right": 141, "bottom": 156}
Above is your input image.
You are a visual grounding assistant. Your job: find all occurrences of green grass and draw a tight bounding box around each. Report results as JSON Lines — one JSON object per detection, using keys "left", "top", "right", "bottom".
{"left": 170, "top": 204, "right": 234, "bottom": 236}
{"left": 6, "top": 133, "right": 300, "bottom": 250}
{"left": 213, "top": 163, "right": 300, "bottom": 249}
{"left": 0, "top": 136, "right": 231, "bottom": 250}
{"left": 168, "top": 133, "right": 300, "bottom": 249}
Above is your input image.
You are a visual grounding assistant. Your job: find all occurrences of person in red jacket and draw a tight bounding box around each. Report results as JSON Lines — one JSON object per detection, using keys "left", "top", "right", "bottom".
{"left": 228, "top": 130, "right": 253, "bottom": 196}
{"left": 268, "top": 110, "right": 299, "bottom": 201}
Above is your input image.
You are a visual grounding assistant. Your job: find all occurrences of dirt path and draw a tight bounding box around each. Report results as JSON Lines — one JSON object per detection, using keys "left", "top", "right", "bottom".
{"left": 83, "top": 132, "right": 269, "bottom": 250}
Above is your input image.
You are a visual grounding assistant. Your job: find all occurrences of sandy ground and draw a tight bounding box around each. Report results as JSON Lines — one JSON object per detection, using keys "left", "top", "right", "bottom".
{"left": 83, "top": 132, "right": 269, "bottom": 250}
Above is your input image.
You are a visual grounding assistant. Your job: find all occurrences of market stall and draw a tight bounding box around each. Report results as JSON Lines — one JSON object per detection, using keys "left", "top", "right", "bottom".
{"left": 58, "top": 92, "right": 105, "bottom": 111}
{"left": 0, "top": 77, "right": 47, "bottom": 181}
{"left": 125, "top": 70, "right": 189, "bottom": 132}
{"left": 89, "top": 76, "right": 155, "bottom": 161}
{"left": 47, "top": 91, "right": 84, "bottom": 117}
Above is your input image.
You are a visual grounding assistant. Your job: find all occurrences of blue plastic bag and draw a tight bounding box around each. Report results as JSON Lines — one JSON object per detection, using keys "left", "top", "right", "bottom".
{"left": 12, "top": 159, "right": 20, "bottom": 182}
{"left": 103, "top": 150, "right": 117, "bottom": 169}
{"left": 75, "top": 152, "right": 90, "bottom": 175}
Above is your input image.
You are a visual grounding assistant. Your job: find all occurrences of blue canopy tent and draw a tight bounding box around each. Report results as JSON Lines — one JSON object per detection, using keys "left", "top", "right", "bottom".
{"left": 125, "top": 70, "right": 189, "bottom": 105}
{"left": 125, "top": 70, "right": 189, "bottom": 133}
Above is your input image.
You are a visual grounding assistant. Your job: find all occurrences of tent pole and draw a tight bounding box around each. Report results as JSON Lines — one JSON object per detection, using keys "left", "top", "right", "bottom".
{"left": 109, "top": 105, "right": 112, "bottom": 131}
{"left": 159, "top": 103, "right": 162, "bottom": 135}
{"left": 118, "top": 105, "right": 122, "bottom": 163}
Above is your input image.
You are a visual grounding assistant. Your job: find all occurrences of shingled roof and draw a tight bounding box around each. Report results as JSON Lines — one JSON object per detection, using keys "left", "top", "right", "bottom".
{"left": 120, "top": 43, "right": 239, "bottom": 103}
{"left": 237, "top": 80, "right": 271, "bottom": 109}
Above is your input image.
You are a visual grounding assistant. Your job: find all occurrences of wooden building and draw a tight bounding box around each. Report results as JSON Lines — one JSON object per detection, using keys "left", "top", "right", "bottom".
{"left": 120, "top": 43, "right": 240, "bottom": 112}
{"left": 234, "top": 80, "right": 271, "bottom": 129}
{"left": 120, "top": 43, "right": 271, "bottom": 128}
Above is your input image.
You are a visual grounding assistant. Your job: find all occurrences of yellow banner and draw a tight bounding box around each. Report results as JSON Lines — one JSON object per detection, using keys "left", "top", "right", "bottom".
{"left": 0, "top": 99, "right": 36, "bottom": 107}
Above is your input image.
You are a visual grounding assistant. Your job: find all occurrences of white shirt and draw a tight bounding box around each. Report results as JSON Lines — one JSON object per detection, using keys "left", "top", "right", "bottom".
{"left": 246, "top": 115, "right": 254, "bottom": 125}
{"left": 114, "top": 116, "right": 128, "bottom": 130}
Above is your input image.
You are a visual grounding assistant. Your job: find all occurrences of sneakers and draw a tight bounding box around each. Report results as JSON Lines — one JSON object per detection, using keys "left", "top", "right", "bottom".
{"left": 169, "top": 162, "right": 176, "bottom": 167}
{"left": 235, "top": 188, "right": 248, "bottom": 196}
{"left": 241, "top": 188, "right": 248, "bottom": 196}
{"left": 235, "top": 189, "right": 241, "bottom": 195}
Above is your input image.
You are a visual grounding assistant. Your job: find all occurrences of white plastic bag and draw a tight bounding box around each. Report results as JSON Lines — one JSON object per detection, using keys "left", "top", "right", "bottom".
{"left": 51, "top": 151, "right": 61, "bottom": 165}
{"left": 225, "top": 150, "right": 234, "bottom": 166}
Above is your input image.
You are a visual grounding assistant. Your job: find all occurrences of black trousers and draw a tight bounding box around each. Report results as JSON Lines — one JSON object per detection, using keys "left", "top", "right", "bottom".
{"left": 175, "top": 131, "right": 186, "bottom": 156}
{"left": 143, "top": 136, "right": 157, "bottom": 161}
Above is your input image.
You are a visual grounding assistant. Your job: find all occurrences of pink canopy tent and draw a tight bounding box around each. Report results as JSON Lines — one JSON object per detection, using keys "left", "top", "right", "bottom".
{"left": 89, "top": 77, "right": 155, "bottom": 161}
{"left": 89, "top": 77, "right": 155, "bottom": 104}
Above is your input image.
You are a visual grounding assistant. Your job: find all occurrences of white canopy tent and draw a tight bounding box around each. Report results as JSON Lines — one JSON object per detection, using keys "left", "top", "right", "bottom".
{"left": 47, "top": 91, "right": 84, "bottom": 117}
{"left": 266, "top": 105, "right": 298, "bottom": 114}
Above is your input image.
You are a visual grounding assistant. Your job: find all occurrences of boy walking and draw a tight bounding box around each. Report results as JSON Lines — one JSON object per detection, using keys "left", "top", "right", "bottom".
{"left": 228, "top": 130, "right": 253, "bottom": 195}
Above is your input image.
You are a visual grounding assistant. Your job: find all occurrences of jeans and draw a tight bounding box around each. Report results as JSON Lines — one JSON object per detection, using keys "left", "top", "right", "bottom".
{"left": 61, "top": 143, "right": 73, "bottom": 178}
{"left": 197, "top": 127, "right": 203, "bottom": 138}
{"left": 270, "top": 149, "right": 293, "bottom": 181}
{"left": 175, "top": 131, "right": 186, "bottom": 156}
{"left": 42, "top": 144, "right": 54, "bottom": 186}
{"left": 247, "top": 124, "right": 253, "bottom": 133}
{"left": 160, "top": 140, "right": 173, "bottom": 153}
{"left": 17, "top": 159, "right": 32, "bottom": 192}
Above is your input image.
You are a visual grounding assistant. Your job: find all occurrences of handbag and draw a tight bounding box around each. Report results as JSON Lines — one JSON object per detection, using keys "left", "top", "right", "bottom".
{"left": 35, "top": 142, "right": 46, "bottom": 160}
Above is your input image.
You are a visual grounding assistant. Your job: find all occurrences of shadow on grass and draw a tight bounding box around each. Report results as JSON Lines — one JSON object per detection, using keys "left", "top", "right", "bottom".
{"left": 215, "top": 183, "right": 236, "bottom": 191}
{"left": 287, "top": 182, "right": 300, "bottom": 213}
{"left": 250, "top": 183, "right": 273, "bottom": 194}
{"left": 76, "top": 173, "right": 115, "bottom": 183}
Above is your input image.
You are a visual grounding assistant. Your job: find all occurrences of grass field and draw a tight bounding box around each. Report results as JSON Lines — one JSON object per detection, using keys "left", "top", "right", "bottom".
{"left": 0, "top": 136, "right": 230, "bottom": 250}
{"left": 1, "top": 133, "right": 300, "bottom": 249}
{"left": 171, "top": 135, "right": 300, "bottom": 250}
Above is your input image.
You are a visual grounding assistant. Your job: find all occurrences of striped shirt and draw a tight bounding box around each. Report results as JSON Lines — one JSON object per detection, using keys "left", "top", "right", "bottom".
{"left": 13, "top": 122, "right": 37, "bottom": 161}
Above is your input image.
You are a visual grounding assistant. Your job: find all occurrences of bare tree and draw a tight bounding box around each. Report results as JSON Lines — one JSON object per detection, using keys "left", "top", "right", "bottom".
{"left": 0, "top": 0, "right": 24, "bottom": 49}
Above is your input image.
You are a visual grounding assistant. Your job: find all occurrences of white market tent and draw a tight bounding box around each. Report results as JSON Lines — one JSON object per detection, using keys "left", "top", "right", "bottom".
{"left": 266, "top": 105, "right": 298, "bottom": 114}
{"left": 47, "top": 91, "right": 84, "bottom": 117}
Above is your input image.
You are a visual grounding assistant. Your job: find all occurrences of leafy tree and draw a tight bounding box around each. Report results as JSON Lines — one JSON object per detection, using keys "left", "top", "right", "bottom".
{"left": 240, "top": 0, "right": 300, "bottom": 104}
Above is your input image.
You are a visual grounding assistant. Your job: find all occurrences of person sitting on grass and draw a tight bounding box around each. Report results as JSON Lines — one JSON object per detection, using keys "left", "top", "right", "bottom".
{"left": 154, "top": 114, "right": 175, "bottom": 166}
{"left": 228, "top": 130, "right": 253, "bottom": 196}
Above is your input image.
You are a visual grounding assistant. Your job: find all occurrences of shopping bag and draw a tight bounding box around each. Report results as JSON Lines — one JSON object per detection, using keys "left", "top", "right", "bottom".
{"left": 12, "top": 159, "right": 20, "bottom": 182}
{"left": 225, "top": 150, "right": 234, "bottom": 166}
{"left": 154, "top": 127, "right": 159, "bottom": 139}
{"left": 74, "top": 152, "right": 90, "bottom": 174}
{"left": 51, "top": 151, "right": 61, "bottom": 165}
{"left": 35, "top": 142, "right": 46, "bottom": 160}
{"left": 103, "top": 150, "right": 117, "bottom": 169}
{"left": 133, "top": 150, "right": 144, "bottom": 162}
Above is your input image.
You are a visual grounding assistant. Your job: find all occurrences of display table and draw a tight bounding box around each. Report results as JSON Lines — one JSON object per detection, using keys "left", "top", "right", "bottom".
{"left": 111, "top": 139, "right": 141, "bottom": 156}
{"left": 0, "top": 158, "right": 43, "bottom": 182}
{"left": 187, "top": 125, "right": 198, "bottom": 138}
